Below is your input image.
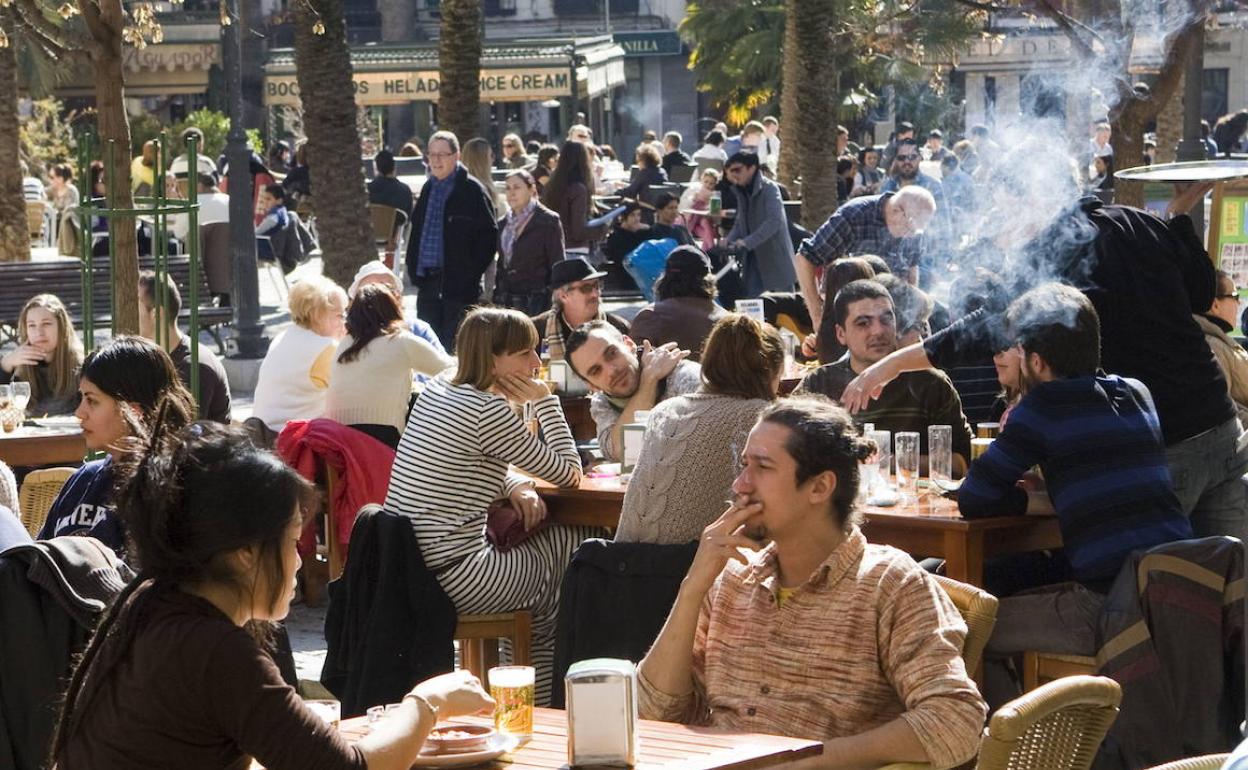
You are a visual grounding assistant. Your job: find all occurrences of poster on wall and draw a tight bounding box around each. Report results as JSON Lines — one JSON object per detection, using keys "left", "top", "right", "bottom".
{"left": 1209, "top": 181, "right": 1248, "bottom": 290}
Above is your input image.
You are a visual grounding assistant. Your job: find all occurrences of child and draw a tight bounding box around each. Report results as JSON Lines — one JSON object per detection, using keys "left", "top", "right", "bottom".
{"left": 255, "top": 182, "right": 289, "bottom": 261}
{"left": 679, "top": 168, "right": 721, "bottom": 251}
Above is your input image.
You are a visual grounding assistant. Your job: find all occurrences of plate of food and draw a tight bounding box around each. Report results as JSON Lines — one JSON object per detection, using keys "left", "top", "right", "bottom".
{"left": 1115, "top": 160, "right": 1248, "bottom": 183}
{"left": 411, "top": 727, "right": 519, "bottom": 767}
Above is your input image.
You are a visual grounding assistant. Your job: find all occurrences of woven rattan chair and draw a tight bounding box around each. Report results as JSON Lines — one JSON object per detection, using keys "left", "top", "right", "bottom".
{"left": 976, "top": 675, "right": 1122, "bottom": 770}
{"left": 932, "top": 573, "right": 998, "bottom": 677}
{"left": 18, "top": 467, "right": 75, "bottom": 536}
{"left": 1143, "top": 754, "right": 1231, "bottom": 770}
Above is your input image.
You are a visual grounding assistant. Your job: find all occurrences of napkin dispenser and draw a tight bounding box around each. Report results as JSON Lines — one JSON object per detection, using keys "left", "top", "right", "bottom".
{"left": 565, "top": 658, "right": 639, "bottom": 767}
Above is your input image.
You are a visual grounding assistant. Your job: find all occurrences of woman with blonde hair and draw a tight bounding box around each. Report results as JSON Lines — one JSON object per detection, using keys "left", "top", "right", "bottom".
{"left": 252, "top": 275, "right": 348, "bottom": 432}
{"left": 615, "top": 313, "right": 784, "bottom": 544}
{"left": 385, "top": 306, "right": 599, "bottom": 706}
{"left": 461, "top": 137, "right": 504, "bottom": 218}
{"left": 0, "top": 294, "right": 84, "bottom": 415}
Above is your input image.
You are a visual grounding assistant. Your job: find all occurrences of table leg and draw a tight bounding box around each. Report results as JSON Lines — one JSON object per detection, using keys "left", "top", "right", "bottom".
{"left": 942, "top": 530, "right": 985, "bottom": 587}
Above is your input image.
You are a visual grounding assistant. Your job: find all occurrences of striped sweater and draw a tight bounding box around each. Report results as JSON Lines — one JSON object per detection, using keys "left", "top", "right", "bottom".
{"left": 384, "top": 377, "right": 582, "bottom": 570}
{"left": 957, "top": 375, "right": 1193, "bottom": 588}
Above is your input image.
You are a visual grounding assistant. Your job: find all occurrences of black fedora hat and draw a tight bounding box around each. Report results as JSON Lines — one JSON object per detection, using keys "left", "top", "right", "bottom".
{"left": 550, "top": 256, "right": 608, "bottom": 290}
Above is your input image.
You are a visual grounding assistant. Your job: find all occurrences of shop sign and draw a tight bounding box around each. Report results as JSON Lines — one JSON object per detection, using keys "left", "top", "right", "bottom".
{"left": 265, "top": 67, "right": 572, "bottom": 106}
{"left": 123, "top": 43, "right": 220, "bottom": 73}
{"left": 613, "top": 30, "right": 681, "bottom": 57}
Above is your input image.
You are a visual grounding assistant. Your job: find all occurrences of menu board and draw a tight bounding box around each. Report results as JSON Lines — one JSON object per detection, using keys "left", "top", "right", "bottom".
{"left": 1209, "top": 181, "right": 1248, "bottom": 288}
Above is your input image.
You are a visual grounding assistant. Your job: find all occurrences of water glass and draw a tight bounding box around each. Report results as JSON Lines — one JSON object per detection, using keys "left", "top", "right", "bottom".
{"left": 11, "top": 382, "right": 30, "bottom": 413}
{"left": 928, "top": 425, "right": 953, "bottom": 485}
{"left": 868, "top": 429, "right": 891, "bottom": 488}
{"left": 305, "top": 699, "right": 341, "bottom": 728}
{"left": 895, "top": 432, "right": 920, "bottom": 502}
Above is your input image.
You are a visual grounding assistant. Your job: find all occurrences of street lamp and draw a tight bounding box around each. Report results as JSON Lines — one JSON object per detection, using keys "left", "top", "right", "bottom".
{"left": 222, "top": 0, "right": 269, "bottom": 358}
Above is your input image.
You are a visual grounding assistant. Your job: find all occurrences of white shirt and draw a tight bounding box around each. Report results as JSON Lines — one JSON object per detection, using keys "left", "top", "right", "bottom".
{"left": 1089, "top": 138, "right": 1113, "bottom": 157}
{"left": 758, "top": 135, "right": 781, "bottom": 172}
{"left": 692, "top": 144, "right": 729, "bottom": 162}
{"left": 23, "top": 177, "right": 46, "bottom": 202}
{"left": 172, "top": 191, "right": 231, "bottom": 241}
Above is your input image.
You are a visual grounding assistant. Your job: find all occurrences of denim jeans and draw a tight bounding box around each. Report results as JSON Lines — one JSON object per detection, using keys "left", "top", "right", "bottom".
{"left": 1165, "top": 415, "right": 1248, "bottom": 543}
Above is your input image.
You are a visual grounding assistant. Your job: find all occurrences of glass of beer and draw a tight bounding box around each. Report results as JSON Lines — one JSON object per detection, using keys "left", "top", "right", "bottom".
{"left": 971, "top": 437, "right": 994, "bottom": 460}
{"left": 489, "top": 665, "right": 534, "bottom": 738}
{"left": 976, "top": 422, "right": 1000, "bottom": 439}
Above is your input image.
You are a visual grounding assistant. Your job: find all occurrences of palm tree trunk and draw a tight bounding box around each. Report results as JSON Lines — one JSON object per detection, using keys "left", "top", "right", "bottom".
{"left": 437, "top": 0, "right": 482, "bottom": 140}
{"left": 293, "top": 0, "right": 375, "bottom": 287}
{"left": 81, "top": 0, "right": 139, "bottom": 334}
{"left": 776, "top": 0, "right": 799, "bottom": 191}
{"left": 0, "top": 22, "right": 31, "bottom": 263}
{"left": 789, "top": 0, "right": 838, "bottom": 229}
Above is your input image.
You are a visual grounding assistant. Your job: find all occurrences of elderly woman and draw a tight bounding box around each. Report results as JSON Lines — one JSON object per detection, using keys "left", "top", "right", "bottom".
{"left": 614, "top": 314, "right": 783, "bottom": 545}
{"left": 252, "top": 275, "right": 347, "bottom": 432}
{"left": 493, "top": 169, "right": 566, "bottom": 317}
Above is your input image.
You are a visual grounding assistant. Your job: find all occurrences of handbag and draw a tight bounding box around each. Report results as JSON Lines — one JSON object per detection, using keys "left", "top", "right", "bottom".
{"left": 485, "top": 500, "right": 547, "bottom": 553}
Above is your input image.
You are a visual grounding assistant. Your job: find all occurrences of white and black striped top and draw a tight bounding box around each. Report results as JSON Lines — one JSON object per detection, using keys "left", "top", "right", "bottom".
{"left": 385, "top": 377, "right": 582, "bottom": 571}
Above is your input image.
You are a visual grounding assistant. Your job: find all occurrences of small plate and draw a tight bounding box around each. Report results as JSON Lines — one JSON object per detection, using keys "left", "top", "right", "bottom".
{"left": 411, "top": 732, "right": 519, "bottom": 767}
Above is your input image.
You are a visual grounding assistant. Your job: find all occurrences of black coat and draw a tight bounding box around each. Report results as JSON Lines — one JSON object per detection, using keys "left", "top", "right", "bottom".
{"left": 495, "top": 204, "right": 566, "bottom": 296}
{"left": 321, "top": 506, "right": 457, "bottom": 717}
{"left": 551, "top": 538, "right": 697, "bottom": 708}
{"left": 404, "top": 165, "right": 500, "bottom": 303}
{"left": 0, "top": 538, "right": 130, "bottom": 770}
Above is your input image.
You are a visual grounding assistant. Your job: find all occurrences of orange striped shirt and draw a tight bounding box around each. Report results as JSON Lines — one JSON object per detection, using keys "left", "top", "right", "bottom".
{"left": 638, "top": 528, "right": 986, "bottom": 769}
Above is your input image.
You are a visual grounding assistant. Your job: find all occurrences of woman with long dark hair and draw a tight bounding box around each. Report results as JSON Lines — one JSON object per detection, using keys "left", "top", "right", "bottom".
{"left": 541, "top": 140, "right": 615, "bottom": 255}
{"left": 323, "top": 283, "right": 452, "bottom": 448}
{"left": 36, "top": 336, "right": 195, "bottom": 556}
{"left": 49, "top": 421, "right": 493, "bottom": 770}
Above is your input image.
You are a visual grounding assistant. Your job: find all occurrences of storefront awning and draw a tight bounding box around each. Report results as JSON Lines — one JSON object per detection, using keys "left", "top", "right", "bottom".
{"left": 263, "top": 36, "right": 626, "bottom": 107}
{"left": 55, "top": 42, "right": 219, "bottom": 98}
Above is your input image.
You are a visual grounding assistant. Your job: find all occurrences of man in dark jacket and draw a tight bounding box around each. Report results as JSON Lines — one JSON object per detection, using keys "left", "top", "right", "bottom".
{"left": 405, "top": 131, "right": 500, "bottom": 351}
{"left": 367, "top": 149, "right": 414, "bottom": 215}
{"left": 660, "top": 132, "right": 692, "bottom": 177}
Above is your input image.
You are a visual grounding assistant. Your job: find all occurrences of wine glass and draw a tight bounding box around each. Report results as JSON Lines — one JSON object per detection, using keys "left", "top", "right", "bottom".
{"left": 11, "top": 382, "right": 30, "bottom": 413}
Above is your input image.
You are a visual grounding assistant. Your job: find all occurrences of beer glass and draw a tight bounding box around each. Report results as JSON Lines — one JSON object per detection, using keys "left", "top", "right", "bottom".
{"left": 976, "top": 422, "right": 1000, "bottom": 439}
{"left": 971, "top": 437, "right": 994, "bottom": 460}
{"left": 895, "top": 432, "right": 920, "bottom": 502}
{"left": 489, "top": 665, "right": 535, "bottom": 737}
{"left": 928, "top": 425, "right": 953, "bottom": 485}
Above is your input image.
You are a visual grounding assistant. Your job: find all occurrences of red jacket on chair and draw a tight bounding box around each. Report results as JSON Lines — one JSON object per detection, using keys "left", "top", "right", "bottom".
{"left": 276, "top": 419, "right": 396, "bottom": 557}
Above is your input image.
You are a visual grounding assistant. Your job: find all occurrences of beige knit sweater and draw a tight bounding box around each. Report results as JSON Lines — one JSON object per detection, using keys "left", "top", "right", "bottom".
{"left": 614, "top": 392, "right": 769, "bottom": 545}
{"left": 324, "top": 331, "right": 454, "bottom": 433}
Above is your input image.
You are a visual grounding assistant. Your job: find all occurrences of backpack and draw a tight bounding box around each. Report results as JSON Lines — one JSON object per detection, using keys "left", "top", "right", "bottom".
{"left": 622, "top": 238, "right": 678, "bottom": 302}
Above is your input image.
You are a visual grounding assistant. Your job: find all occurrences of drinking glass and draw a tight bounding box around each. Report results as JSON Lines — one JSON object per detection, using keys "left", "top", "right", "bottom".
{"left": 971, "top": 437, "right": 994, "bottom": 460}
{"left": 928, "top": 425, "right": 953, "bottom": 485}
{"left": 10, "top": 382, "right": 30, "bottom": 413}
{"left": 489, "top": 665, "right": 535, "bottom": 738}
{"left": 0, "top": 384, "right": 10, "bottom": 411}
{"left": 976, "top": 422, "right": 1001, "bottom": 439}
{"left": 868, "top": 429, "right": 891, "bottom": 488}
{"left": 305, "top": 699, "right": 341, "bottom": 728}
{"left": 895, "top": 432, "right": 920, "bottom": 502}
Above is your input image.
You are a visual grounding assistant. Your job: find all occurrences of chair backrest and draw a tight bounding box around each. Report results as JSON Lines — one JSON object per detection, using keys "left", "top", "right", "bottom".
{"left": 18, "top": 467, "right": 76, "bottom": 536}
{"left": 976, "top": 675, "right": 1122, "bottom": 770}
{"left": 695, "top": 157, "right": 725, "bottom": 176}
{"left": 368, "top": 204, "right": 400, "bottom": 245}
{"left": 669, "top": 164, "right": 697, "bottom": 184}
{"left": 26, "top": 200, "right": 46, "bottom": 239}
{"left": 393, "top": 157, "right": 426, "bottom": 177}
{"left": 932, "top": 573, "right": 998, "bottom": 677}
{"left": 1142, "top": 754, "right": 1230, "bottom": 770}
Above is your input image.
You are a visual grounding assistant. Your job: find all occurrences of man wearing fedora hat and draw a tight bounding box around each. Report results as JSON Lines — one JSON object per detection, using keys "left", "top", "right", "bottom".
{"left": 532, "top": 256, "right": 630, "bottom": 363}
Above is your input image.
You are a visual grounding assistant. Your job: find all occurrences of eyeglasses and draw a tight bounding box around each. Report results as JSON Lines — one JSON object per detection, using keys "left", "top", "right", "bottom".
{"left": 566, "top": 280, "right": 601, "bottom": 295}
{"left": 1216, "top": 293, "right": 1239, "bottom": 300}
{"left": 895, "top": 153, "right": 920, "bottom": 161}
{"left": 427, "top": 151, "right": 456, "bottom": 160}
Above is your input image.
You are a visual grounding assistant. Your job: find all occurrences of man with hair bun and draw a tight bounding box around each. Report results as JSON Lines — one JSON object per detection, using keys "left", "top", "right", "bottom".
{"left": 638, "top": 395, "right": 986, "bottom": 769}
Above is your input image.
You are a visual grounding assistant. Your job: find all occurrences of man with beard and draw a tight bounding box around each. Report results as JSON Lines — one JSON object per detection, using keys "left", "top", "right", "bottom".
{"left": 565, "top": 321, "right": 701, "bottom": 462}
{"left": 797, "top": 280, "right": 973, "bottom": 474}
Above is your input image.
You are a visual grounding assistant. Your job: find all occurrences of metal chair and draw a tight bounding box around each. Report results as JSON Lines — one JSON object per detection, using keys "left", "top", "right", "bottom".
{"left": 976, "top": 675, "right": 1122, "bottom": 770}
{"left": 18, "top": 467, "right": 76, "bottom": 536}
{"left": 1143, "top": 754, "right": 1231, "bottom": 770}
{"left": 932, "top": 573, "right": 998, "bottom": 678}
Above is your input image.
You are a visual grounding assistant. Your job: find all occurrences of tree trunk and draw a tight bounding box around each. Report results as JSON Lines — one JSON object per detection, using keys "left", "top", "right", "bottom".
{"left": 776, "top": 0, "right": 799, "bottom": 191}
{"left": 82, "top": 0, "right": 139, "bottom": 334}
{"left": 437, "top": 0, "right": 482, "bottom": 140}
{"left": 790, "top": 0, "right": 838, "bottom": 229}
{"left": 293, "top": 0, "right": 375, "bottom": 287}
{"left": 0, "top": 23, "right": 30, "bottom": 263}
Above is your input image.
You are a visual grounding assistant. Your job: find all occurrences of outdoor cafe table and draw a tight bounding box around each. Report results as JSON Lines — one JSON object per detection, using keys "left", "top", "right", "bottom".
{"left": 336, "top": 708, "right": 823, "bottom": 770}
{"left": 0, "top": 425, "right": 86, "bottom": 467}
{"left": 534, "top": 478, "right": 1063, "bottom": 588}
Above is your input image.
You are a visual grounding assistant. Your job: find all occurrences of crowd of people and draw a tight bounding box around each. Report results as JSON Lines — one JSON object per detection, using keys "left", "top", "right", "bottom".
{"left": 4, "top": 104, "right": 1248, "bottom": 770}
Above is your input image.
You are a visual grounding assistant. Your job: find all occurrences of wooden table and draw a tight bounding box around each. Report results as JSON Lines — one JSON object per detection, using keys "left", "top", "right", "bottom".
{"left": 535, "top": 476, "right": 627, "bottom": 529}
{"left": 339, "top": 708, "right": 823, "bottom": 770}
{"left": 0, "top": 425, "right": 86, "bottom": 467}
{"left": 861, "top": 494, "right": 1062, "bottom": 587}
{"left": 535, "top": 479, "right": 1063, "bottom": 589}
{"left": 558, "top": 395, "right": 597, "bottom": 443}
